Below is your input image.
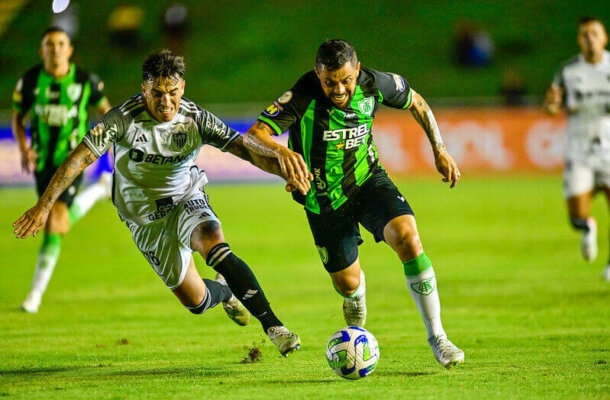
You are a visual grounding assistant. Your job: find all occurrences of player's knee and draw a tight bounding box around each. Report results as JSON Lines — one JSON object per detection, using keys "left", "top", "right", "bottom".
{"left": 331, "top": 271, "right": 360, "bottom": 295}
{"left": 191, "top": 221, "right": 223, "bottom": 254}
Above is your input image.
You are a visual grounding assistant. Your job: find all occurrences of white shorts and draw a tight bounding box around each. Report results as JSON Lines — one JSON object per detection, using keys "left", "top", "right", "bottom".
{"left": 125, "top": 189, "right": 220, "bottom": 290}
{"left": 563, "top": 158, "right": 610, "bottom": 198}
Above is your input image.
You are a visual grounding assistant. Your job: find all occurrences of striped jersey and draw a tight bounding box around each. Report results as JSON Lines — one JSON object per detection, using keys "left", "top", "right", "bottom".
{"left": 258, "top": 67, "right": 412, "bottom": 214}
{"left": 552, "top": 50, "right": 610, "bottom": 162}
{"left": 12, "top": 63, "right": 106, "bottom": 171}
{"left": 82, "top": 94, "right": 240, "bottom": 225}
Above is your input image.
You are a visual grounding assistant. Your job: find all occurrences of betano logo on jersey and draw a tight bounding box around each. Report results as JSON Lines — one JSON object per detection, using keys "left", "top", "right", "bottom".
{"left": 323, "top": 123, "right": 370, "bottom": 150}
{"left": 128, "top": 148, "right": 190, "bottom": 165}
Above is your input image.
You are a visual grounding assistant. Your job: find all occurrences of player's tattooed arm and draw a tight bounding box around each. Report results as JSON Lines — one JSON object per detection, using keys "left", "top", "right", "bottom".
{"left": 244, "top": 121, "right": 312, "bottom": 194}
{"left": 13, "top": 143, "right": 98, "bottom": 238}
{"left": 228, "top": 136, "right": 311, "bottom": 195}
{"left": 408, "top": 89, "right": 461, "bottom": 188}
{"left": 408, "top": 90, "right": 446, "bottom": 154}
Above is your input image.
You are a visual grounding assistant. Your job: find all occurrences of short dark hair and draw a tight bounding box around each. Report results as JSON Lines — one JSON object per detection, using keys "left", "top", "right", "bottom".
{"left": 315, "top": 39, "right": 358, "bottom": 72}
{"left": 578, "top": 16, "right": 604, "bottom": 27}
{"left": 142, "top": 49, "right": 185, "bottom": 83}
{"left": 41, "top": 26, "right": 71, "bottom": 41}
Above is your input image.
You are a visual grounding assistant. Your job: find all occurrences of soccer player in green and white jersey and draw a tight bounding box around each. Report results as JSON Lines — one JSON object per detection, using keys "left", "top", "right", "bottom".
{"left": 13, "top": 49, "right": 304, "bottom": 357}
{"left": 12, "top": 27, "right": 112, "bottom": 313}
{"left": 244, "top": 39, "right": 464, "bottom": 368}
{"left": 544, "top": 17, "right": 610, "bottom": 280}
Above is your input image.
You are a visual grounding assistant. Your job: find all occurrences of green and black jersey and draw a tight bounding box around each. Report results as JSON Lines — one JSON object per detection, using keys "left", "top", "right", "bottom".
{"left": 12, "top": 63, "right": 106, "bottom": 172}
{"left": 258, "top": 67, "right": 412, "bottom": 214}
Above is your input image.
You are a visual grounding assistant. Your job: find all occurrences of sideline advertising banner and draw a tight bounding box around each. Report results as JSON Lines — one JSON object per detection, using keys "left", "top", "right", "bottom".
{"left": 0, "top": 108, "right": 566, "bottom": 186}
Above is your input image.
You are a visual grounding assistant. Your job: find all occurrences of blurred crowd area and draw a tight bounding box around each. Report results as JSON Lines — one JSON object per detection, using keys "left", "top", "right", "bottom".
{"left": 1, "top": 1, "right": 608, "bottom": 114}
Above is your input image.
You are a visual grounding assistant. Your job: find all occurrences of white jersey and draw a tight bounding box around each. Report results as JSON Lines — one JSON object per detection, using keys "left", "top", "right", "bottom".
{"left": 82, "top": 94, "right": 240, "bottom": 225}
{"left": 552, "top": 50, "right": 610, "bottom": 163}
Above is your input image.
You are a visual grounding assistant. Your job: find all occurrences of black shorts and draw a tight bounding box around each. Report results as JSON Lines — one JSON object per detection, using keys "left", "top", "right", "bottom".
{"left": 35, "top": 168, "right": 84, "bottom": 207}
{"left": 305, "top": 169, "right": 414, "bottom": 273}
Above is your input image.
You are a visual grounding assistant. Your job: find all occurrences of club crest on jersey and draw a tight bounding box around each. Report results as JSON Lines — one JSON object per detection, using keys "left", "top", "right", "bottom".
{"left": 316, "top": 245, "right": 329, "bottom": 264}
{"left": 357, "top": 97, "right": 374, "bottom": 116}
{"left": 67, "top": 83, "right": 83, "bottom": 102}
{"left": 171, "top": 128, "right": 188, "bottom": 150}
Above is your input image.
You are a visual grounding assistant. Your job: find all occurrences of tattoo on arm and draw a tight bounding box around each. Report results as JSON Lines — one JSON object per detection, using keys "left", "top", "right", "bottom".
{"left": 410, "top": 98, "right": 446, "bottom": 152}
{"left": 228, "top": 137, "right": 284, "bottom": 178}
{"left": 40, "top": 145, "right": 97, "bottom": 206}
{"left": 243, "top": 133, "right": 279, "bottom": 158}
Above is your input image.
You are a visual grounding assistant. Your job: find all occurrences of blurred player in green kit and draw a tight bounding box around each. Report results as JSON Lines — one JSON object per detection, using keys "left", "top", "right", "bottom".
{"left": 12, "top": 27, "right": 112, "bottom": 313}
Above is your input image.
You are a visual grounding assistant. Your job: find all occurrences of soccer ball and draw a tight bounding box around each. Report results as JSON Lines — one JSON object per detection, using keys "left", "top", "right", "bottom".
{"left": 326, "top": 326, "right": 380, "bottom": 380}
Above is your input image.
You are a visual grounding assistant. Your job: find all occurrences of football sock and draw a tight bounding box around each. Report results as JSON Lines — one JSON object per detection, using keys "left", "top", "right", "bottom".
{"left": 207, "top": 243, "right": 283, "bottom": 332}
{"left": 187, "top": 278, "right": 231, "bottom": 314}
{"left": 333, "top": 270, "right": 366, "bottom": 299}
{"left": 29, "top": 233, "right": 62, "bottom": 297}
{"left": 570, "top": 216, "right": 590, "bottom": 232}
{"left": 403, "top": 252, "right": 445, "bottom": 339}
{"left": 68, "top": 180, "right": 108, "bottom": 224}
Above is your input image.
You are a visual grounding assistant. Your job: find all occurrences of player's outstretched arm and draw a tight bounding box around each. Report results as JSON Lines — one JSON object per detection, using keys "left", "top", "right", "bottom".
{"left": 226, "top": 135, "right": 311, "bottom": 196}
{"left": 244, "top": 121, "right": 312, "bottom": 194}
{"left": 13, "top": 143, "right": 98, "bottom": 238}
{"left": 408, "top": 90, "right": 461, "bottom": 188}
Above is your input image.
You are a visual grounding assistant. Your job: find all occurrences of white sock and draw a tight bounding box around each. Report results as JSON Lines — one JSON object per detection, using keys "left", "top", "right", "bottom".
{"left": 29, "top": 246, "right": 61, "bottom": 299}
{"left": 406, "top": 267, "right": 445, "bottom": 338}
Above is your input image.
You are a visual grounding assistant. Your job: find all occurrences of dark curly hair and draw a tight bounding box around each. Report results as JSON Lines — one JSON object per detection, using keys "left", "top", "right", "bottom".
{"left": 142, "top": 49, "right": 185, "bottom": 83}
{"left": 315, "top": 39, "right": 358, "bottom": 72}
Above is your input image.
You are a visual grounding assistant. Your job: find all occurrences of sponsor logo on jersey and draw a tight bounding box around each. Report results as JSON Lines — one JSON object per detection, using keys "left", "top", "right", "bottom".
{"left": 313, "top": 167, "right": 327, "bottom": 190}
{"left": 323, "top": 123, "right": 370, "bottom": 150}
{"left": 277, "top": 91, "right": 293, "bottom": 104}
{"left": 263, "top": 103, "right": 280, "bottom": 117}
{"left": 35, "top": 104, "right": 77, "bottom": 127}
{"left": 128, "top": 148, "right": 190, "bottom": 165}
{"left": 357, "top": 97, "right": 375, "bottom": 116}
{"left": 391, "top": 73, "right": 405, "bottom": 92}
{"left": 146, "top": 200, "right": 176, "bottom": 222}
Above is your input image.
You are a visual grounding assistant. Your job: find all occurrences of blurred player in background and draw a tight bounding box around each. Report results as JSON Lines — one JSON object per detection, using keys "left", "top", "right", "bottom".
{"left": 244, "top": 39, "right": 464, "bottom": 368}
{"left": 13, "top": 49, "right": 305, "bottom": 357}
{"left": 12, "top": 26, "right": 112, "bottom": 313}
{"left": 544, "top": 17, "right": 610, "bottom": 281}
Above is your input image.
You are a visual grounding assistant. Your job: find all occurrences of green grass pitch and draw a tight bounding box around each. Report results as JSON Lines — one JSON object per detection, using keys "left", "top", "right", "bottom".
{"left": 0, "top": 175, "right": 608, "bottom": 399}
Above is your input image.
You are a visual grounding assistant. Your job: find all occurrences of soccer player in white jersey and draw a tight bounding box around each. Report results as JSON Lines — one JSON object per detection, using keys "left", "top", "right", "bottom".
{"left": 13, "top": 49, "right": 311, "bottom": 356}
{"left": 544, "top": 16, "right": 610, "bottom": 280}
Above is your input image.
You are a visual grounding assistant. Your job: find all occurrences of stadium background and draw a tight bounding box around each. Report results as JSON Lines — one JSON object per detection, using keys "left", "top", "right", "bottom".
{"left": 1, "top": 3, "right": 610, "bottom": 398}
{"left": 0, "top": 0, "right": 609, "bottom": 184}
